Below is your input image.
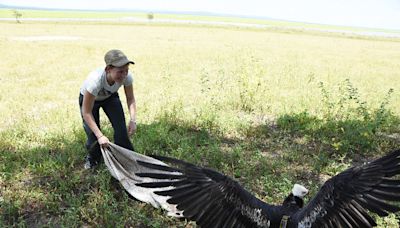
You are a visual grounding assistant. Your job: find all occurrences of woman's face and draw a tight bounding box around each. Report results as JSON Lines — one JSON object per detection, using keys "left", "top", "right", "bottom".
{"left": 108, "top": 64, "right": 129, "bottom": 83}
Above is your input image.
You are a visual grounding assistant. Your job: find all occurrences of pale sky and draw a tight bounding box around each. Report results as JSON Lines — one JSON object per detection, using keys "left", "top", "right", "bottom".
{"left": 1, "top": 0, "right": 400, "bottom": 30}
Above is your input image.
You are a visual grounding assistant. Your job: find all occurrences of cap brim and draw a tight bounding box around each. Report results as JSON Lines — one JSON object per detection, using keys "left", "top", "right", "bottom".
{"left": 111, "top": 59, "right": 135, "bottom": 67}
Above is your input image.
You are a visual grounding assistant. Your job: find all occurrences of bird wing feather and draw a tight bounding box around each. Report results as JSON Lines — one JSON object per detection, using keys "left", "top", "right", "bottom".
{"left": 291, "top": 149, "right": 400, "bottom": 228}
{"left": 101, "top": 143, "right": 183, "bottom": 215}
{"left": 135, "top": 154, "right": 273, "bottom": 228}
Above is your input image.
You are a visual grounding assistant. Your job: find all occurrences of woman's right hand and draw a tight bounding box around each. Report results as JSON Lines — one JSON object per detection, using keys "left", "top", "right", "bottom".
{"left": 97, "top": 135, "right": 110, "bottom": 148}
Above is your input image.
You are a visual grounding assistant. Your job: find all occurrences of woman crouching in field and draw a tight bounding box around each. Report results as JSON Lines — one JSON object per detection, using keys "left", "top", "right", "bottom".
{"left": 79, "top": 49, "right": 137, "bottom": 169}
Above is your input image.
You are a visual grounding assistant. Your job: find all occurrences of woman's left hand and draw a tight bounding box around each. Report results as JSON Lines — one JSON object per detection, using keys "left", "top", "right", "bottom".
{"left": 128, "top": 120, "right": 136, "bottom": 136}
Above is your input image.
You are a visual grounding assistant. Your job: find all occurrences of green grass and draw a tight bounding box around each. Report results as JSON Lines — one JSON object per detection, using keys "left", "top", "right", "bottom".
{"left": 0, "top": 17, "right": 400, "bottom": 227}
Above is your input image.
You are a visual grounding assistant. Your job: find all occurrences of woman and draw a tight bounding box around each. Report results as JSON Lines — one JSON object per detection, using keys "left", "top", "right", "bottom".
{"left": 79, "top": 49, "right": 137, "bottom": 169}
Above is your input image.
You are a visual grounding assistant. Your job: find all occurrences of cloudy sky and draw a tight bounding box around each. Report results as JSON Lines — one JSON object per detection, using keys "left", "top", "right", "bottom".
{"left": 1, "top": 0, "right": 400, "bottom": 30}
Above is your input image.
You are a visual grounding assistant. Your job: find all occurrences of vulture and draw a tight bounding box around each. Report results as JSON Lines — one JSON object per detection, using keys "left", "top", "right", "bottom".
{"left": 101, "top": 143, "right": 400, "bottom": 228}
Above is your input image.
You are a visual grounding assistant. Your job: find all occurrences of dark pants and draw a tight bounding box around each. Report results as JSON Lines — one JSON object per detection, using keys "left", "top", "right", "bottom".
{"left": 79, "top": 93, "right": 134, "bottom": 163}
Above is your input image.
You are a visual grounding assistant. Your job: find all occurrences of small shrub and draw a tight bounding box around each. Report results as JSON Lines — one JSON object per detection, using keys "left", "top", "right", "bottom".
{"left": 147, "top": 12, "right": 154, "bottom": 20}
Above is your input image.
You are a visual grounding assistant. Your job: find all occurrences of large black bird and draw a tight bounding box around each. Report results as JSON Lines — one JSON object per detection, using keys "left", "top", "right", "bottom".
{"left": 101, "top": 143, "right": 400, "bottom": 228}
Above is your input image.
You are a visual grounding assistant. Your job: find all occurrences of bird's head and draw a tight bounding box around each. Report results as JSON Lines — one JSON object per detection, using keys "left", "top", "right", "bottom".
{"left": 282, "top": 184, "right": 309, "bottom": 209}
{"left": 292, "top": 184, "right": 308, "bottom": 199}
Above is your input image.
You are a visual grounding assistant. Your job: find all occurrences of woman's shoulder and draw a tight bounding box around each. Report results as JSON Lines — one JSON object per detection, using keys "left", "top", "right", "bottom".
{"left": 87, "top": 67, "right": 105, "bottom": 81}
{"left": 89, "top": 67, "right": 105, "bottom": 76}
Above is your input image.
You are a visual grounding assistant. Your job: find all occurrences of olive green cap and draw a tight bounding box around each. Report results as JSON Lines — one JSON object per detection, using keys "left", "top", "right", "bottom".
{"left": 104, "top": 49, "right": 134, "bottom": 67}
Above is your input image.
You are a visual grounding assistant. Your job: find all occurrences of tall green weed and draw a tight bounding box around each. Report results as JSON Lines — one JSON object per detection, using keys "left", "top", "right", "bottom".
{"left": 277, "top": 79, "right": 398, "bottom": 155}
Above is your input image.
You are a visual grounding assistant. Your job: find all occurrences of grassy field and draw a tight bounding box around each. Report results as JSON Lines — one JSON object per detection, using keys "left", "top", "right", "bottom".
{"left": 0, "top": 13, "right": 400, "bottom": 227}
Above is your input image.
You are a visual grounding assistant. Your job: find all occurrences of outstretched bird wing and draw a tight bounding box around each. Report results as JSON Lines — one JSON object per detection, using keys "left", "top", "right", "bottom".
{"left": 135, "top": 155, "right": 274, "bottom": 228}
{"left": 102, "top": 143, "right": 273, "bottom": 227}
{"left": 291, "top": 149, "right": 400, "bottom": 228}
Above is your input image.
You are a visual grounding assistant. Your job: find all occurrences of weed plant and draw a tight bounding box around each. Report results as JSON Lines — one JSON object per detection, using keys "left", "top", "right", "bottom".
{"left": 277, "top": 79, "right": 398, "bottom": 156}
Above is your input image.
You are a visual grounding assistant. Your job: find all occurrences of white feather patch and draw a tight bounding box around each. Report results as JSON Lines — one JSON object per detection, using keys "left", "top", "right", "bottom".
{"left": 298, "top": 204, "right": 327, "bottom": 228}
{"left": 101, "top": 143, "right": 184, "bottom": 217}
